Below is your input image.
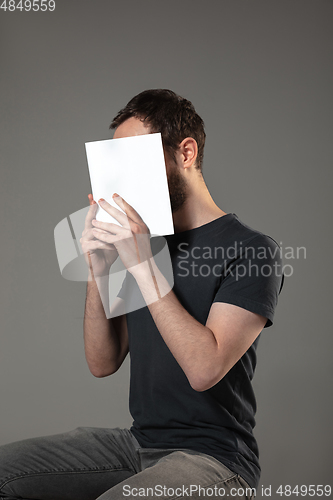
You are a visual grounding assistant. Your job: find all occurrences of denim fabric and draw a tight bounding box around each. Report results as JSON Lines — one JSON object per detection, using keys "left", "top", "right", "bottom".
{"left": 0, "top": 427, "right": 255, "bottom": 499}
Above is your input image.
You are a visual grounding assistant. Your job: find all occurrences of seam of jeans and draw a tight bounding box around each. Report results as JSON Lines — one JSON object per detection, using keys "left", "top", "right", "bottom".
{"left": 236, "top": 474, "right": 256, "bottom": 499}
{"left": 0, "top": 466, "right": 134, "bottom": 490}
{"left": 167, "top": 473, "right": 239, "bottom": 500}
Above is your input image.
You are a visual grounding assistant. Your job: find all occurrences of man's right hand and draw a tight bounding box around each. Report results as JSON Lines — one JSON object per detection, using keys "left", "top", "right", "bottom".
{"left": 80, "top": 194, "right": 119, "bottom": 279}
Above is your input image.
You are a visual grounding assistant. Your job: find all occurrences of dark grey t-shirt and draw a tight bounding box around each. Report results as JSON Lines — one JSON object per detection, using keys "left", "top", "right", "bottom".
{"left": 118, "top": 213, "right": 284, "bottom": 489}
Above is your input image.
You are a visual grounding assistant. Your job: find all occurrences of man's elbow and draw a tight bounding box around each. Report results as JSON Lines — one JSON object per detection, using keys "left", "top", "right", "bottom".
{"left": 90, "top": 368, "right": 113, "bottom": 378}
{"left": 88, "top": 362, "right": 119, "bottom": 378}
{"left": 189, "top": 378, "right": 216, "bottom": 392}
{"left": 188, "top": 369, "right": 225, "bottom": 392}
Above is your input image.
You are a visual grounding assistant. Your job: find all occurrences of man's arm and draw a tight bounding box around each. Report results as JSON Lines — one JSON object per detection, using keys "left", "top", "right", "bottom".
{"left": 84, "top": 273, "right": 129, "bottom": 378}
{"left": 132, "top": 260, "right": 266, "bottom": 392}
{"left": 90, "top": 195, "right": 268, "bottom": 390}
{"left": 81, "top": 194, "right": 129, "bottom": 378}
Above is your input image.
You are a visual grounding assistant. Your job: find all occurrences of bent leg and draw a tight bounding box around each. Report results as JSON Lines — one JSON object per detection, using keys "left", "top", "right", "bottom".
{"left": 0, "top": 427, "right": 140, "bottom": 500}
{"left": 96, "top": 449, "right": 255, "bottom": 500}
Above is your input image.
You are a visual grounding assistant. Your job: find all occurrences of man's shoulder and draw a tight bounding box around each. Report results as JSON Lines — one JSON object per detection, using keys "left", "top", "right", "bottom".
{"left": 211, "top": 213, "right": 279, "bottom": 248}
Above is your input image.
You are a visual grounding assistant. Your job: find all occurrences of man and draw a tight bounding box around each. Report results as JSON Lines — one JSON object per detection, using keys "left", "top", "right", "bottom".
{"left": 0, "top": 89, "right": 283, "bottom": 500}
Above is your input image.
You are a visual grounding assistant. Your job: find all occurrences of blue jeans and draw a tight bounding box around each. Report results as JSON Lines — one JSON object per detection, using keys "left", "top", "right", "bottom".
{"left": 0, "top": 427, "right": 255, "bottom": 499}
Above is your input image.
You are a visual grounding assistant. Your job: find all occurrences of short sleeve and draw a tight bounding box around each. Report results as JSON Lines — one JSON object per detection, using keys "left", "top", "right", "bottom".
{"left": 213, "top": 235, "right": 284, "bottom": 327}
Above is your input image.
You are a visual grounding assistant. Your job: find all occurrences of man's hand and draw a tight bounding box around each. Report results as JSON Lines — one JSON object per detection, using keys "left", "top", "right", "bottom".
{"left": 91, "top": 194, "right": 153, "bottom": 275}
{"left": 80, "top": 194, "right": 119, "bottom": 279}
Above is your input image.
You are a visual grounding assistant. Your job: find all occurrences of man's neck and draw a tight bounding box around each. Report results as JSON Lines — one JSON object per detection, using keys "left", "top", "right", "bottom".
{"left": 172, "top": 179, "right": 226, "bottom": 233}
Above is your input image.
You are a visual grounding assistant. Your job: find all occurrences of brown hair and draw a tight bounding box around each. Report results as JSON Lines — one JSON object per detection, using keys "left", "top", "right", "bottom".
{"left": 110, "top": 89, "right": 206, "bottom": 171}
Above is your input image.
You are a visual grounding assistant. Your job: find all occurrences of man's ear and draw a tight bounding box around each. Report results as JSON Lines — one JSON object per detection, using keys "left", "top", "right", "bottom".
{"left": 179, "top": 137, "right": 198, "bottom": 169}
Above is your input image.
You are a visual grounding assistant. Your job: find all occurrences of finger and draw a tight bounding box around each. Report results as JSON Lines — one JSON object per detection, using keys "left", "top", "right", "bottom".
{"left": 112, "top": 193, "right": 144, "bottom": 225}
{"left": 91, "top": 219, "right": 123, "bottom": 234}
{"left": 81, "top": 227, "right": 114, "bottom": 250}
{"left": 81, "top": 226, "right": 106, "bottom": 242}
{"left": 84, "top": 195, "right": 98, "bottom": 230}
{"left": 98, "top": 198, "right": 131, "bottom": 229}
{"left": 92, "top": 229, "right": 142, "bottom": 249}
{"left": 92, "top": 228, "right": 117, "bottom": 244}
{"left": 84, "top": 240, "right": 117, "bottom": 252}
{"left": 88, "top": 193, "right": 97, "bottom": 207}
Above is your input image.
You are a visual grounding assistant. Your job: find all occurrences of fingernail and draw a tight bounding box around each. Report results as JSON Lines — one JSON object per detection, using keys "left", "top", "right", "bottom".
{"left": 99, "top": 198, "right": 105, "bottom": 203}
{"left": 112, "top": 193, "right": 120, "bottom": 198}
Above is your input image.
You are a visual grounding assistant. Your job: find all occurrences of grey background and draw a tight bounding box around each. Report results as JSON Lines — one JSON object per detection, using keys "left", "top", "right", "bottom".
{"left": 0, "top": 0, "right": 332, "bottom": 496}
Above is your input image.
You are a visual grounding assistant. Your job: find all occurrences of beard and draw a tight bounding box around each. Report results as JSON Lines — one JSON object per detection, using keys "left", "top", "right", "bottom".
{"left": 167, "top": 164, "right": 188, "bottom": 213}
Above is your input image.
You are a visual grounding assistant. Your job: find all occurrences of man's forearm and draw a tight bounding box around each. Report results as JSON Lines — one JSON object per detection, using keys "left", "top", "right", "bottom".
{"left": 132, "top": 259, "right": 266, "bottom": 392}
{"left": 131, "top": 260, "right": 219, "bottom": 389}
{"left": 84, "top": 273, "right": 126, "bottom": 377}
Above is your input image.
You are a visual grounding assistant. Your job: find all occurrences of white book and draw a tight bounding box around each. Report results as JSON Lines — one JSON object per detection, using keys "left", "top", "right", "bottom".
{"left": 85, "top": 133, "right": 174, "bottom": 236}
